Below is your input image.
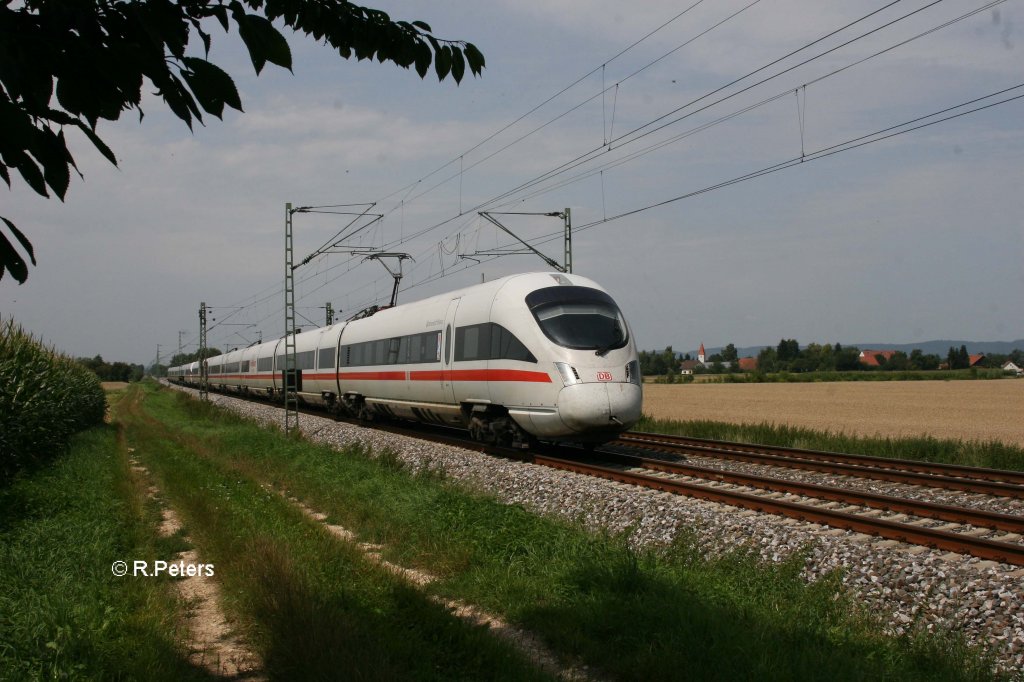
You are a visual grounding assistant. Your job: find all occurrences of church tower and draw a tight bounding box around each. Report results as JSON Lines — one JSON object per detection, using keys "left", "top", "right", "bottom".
{"left": 698, "top": 343, "right": 706, "bottom": 364}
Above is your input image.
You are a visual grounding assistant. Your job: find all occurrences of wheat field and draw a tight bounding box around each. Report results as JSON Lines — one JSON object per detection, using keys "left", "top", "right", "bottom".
{"left": 641, "top": 380, "right": 1024, "bottom": 447}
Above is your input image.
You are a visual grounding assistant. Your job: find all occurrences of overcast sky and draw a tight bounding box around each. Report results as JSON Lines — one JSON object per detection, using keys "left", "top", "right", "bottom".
{"left": 4, "top": 0, "right": 1023, "bottom": 365}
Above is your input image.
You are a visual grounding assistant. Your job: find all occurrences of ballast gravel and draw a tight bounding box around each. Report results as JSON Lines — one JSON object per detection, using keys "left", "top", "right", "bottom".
{"left": 168, "top": 384, "right": 1024, "bottom": 675}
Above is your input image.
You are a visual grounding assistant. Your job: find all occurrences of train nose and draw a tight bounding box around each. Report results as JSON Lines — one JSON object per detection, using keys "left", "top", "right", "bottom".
{"left": 557, "top": 382, "right": 642, "bottom": 435}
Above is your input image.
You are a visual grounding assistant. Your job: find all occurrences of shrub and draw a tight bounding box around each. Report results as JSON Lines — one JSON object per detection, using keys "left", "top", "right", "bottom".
{"left": 0, "top": 318, "right": 106, "bottom": 480}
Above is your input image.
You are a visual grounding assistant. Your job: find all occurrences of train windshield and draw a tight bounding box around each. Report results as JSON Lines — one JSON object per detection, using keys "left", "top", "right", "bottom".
{"left": 526, "top": 286, "right": 628, "bottom": 354}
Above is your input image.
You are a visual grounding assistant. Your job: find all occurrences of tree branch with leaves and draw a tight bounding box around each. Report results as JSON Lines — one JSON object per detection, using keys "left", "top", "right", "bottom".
{"left": 0, "top": 0, "right": 484, "bottom": 283}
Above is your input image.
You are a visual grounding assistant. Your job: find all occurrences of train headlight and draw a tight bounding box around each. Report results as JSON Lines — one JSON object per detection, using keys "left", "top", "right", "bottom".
{"left": 554, "top": 362, "right": 582, "bottom": 386}
{"left": 625, "top": 360, "right": 641, "bottom": 385}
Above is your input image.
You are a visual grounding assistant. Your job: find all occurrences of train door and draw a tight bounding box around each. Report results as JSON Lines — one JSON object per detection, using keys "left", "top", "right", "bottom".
{"left": 442, "top": 297, "right": 461, "bottom": 403}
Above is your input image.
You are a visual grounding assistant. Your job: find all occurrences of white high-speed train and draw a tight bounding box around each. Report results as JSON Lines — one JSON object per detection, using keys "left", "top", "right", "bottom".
{"left": 168, "top": 272, "right": 643, "bottom": 445}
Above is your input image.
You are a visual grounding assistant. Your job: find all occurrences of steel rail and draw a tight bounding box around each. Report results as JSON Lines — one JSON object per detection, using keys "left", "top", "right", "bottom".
{"left": 613, "top": 433, "right": 1024, "bottom": 499}
{"left": 621, "top": 432, "right": 1024, "bottom": 485}
{"left": 529, "top": 453, "right": 1024, "bottom": 567}
{"left": 587, "top": 449, "right": 1024, "bottom": 534}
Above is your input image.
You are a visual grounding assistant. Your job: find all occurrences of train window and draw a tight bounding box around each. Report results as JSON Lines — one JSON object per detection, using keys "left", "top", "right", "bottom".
{"left": 491, "top": 325, "right": 536, "bottom": 362}
{"left": 455, "top": 323, "right": 536, "bottom": 363}
{"left": 526, "top": 286, "right": 628, "bottom": 353}
{"left": 318, "top": 347, "right": 335, "bottom": 369}
{"left": 340, "top": 332, "right": 442, "bottom": 367}
{"left": 456, "top": 324, "right": 485, "bottom": 361}
{"left": 257, "top": 356, "right": 273, "bottom": 372}
{"left": 298, "top": 350, "right": 316, "bottom": 370}
{"left": 445, "top": 325, "right": 451, "bottom": 365}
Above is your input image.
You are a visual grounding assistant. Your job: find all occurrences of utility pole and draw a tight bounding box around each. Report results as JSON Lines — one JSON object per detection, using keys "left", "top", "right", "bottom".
{"left": 198, "top": 302, "right": 208, "bottom": 401}
{"left": 155, "top": 344, "right": 162, "bottom": 375}
{"left": 285, "top": 201, "right": 382, "bottom": 433}
{"left": 563, "top": 207, "right": 572, "bottom": 274}
{"left": 284, "top": 204, "right": 298, "bottom": 433}
{"left": 325, "top": 302, "right": 334, "bottom": 326}
{"left": 178, "top": 330, "right": 186, "bottom": 356}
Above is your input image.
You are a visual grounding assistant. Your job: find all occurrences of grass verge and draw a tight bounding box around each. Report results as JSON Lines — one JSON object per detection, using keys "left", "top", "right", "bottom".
{"left": 0, "top": 405, "right": 211, "bottom": 679}
{"left": 135, "top": 382, "right": 1003, "bottom": 681}
{"left": 115, "top": 384, "right": 551, "bottom": 681}
{"left": 636, "top": 415, "right": 1024, "bottom": 472}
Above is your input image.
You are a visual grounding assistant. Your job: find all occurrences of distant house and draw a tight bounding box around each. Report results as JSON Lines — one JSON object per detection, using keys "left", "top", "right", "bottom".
{"left": 858, "top": 350, "right": 897, "bottom": 367}
{"left": 968, "top": 354, "right": 986, "bottom": 367}
{"left": 738, "top": 357, "right": 758, "bottom": 372}
{"left": 1003, "top": 361, "right": 1023, "bottom": 376}
{"left": 679, "top": 360, "right": 702, "bottom": 376}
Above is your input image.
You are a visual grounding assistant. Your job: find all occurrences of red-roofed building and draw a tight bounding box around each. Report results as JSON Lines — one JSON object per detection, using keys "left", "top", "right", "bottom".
{"left": 738, "top": 357, "right": 758, "bottom": 372}
{"left": 858, "top": 350, "right": 897, "bottom": 367}
{"left": 968, "top": 354, "right": 986, "bottom": 367}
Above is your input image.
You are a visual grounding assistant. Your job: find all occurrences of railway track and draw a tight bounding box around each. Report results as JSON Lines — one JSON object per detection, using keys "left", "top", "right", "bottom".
{"left": 171, "top": 384, "right": 1024, "bottom": 567}
{"left": 611, "top": 431, "right": 1024, "bottom": 498}
{"left": 536, "top": 447, "right": 1024, "bottom": 567}
{"left": 351, "top": 420, "right": 1024, "bottom": 566}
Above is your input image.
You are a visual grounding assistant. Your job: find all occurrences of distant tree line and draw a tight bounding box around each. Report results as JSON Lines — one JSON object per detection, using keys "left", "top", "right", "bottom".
{"left": 639, "top": 347, "right": 682, "bottom": 377}
{"left": 166, "top": 349, "right": 223, "bottom": 368}
{"left": 753, "top": 340, "right": 939, "bottom": 373}
{"left": 76, "top": 355, "right": 145, "bottom": 382}
{"left": 640, "top": 340, "right": 1023, "bottom": 377}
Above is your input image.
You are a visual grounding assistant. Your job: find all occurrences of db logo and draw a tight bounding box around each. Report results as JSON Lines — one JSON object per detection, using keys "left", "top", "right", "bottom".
{"left": 596, "top": 371, "right": 613, "bottom": 382}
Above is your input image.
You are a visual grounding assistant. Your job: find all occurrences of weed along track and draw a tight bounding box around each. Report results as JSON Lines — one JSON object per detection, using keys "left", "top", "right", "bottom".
{"left": 156, "top": 381, "right": 1024, "bottom": 678}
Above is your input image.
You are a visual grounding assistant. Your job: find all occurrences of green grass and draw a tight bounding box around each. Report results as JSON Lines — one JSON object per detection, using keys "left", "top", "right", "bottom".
{"left": 116, "top": 384, "right": 551, "bottom": 681}
{"left": 0, "top": 415, "right": 212, "bottom": 680}
{"left": 128, "top": 382, "right": 1003, "bottom": 681}
{"left": 637, "top": 415, "right": 1024, "bottom": 472}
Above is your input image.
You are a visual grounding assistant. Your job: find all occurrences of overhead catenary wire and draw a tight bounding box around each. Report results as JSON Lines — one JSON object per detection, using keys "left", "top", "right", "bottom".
{"left": 344, "top": 80, "right": 1024, "bottom": 315}
{"left": 192, "top": 1, "right": 1013, "bottom": 341}
{"left": 347, "top": 0, "right": 937, "bottom": 266}
{"left": 527, "top": 83, "right": 1024, "bottom": 244}
{"left": 205, "top": 1, "right": 887, "bottom": 328}
{"left": 471, "top": 0, "right": 1008, "bottom": 211}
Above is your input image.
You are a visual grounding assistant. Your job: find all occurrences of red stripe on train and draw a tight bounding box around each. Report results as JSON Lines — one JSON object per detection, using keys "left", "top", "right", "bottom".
{"left": 337, "top": 371, "right": 406, "bottom": 381}
{"left": 207, "top": 369, "right": 552, "bottom": 383}
{"left": 409, "top": 369, "right": 552, "bottom": 383}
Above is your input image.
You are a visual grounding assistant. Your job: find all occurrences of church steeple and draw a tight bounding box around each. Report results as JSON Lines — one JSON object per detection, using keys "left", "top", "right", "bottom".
{"left": 698, "top": 343, "right": 706, "bottom": 364}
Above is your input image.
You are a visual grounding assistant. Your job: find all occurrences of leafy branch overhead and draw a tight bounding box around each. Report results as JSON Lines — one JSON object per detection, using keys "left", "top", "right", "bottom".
{"left": 0, "top": 0, "right": 485, "bottom": 284}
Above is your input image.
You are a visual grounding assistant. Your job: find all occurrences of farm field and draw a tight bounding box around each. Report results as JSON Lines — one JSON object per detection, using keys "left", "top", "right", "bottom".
{"left": 642, "top": 380, "right": 1024, "bottom": 447}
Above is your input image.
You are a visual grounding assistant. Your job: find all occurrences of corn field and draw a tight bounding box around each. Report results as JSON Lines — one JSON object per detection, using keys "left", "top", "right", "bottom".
{"left": 0, "top": 318, "right": 106, "bottom": 479}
